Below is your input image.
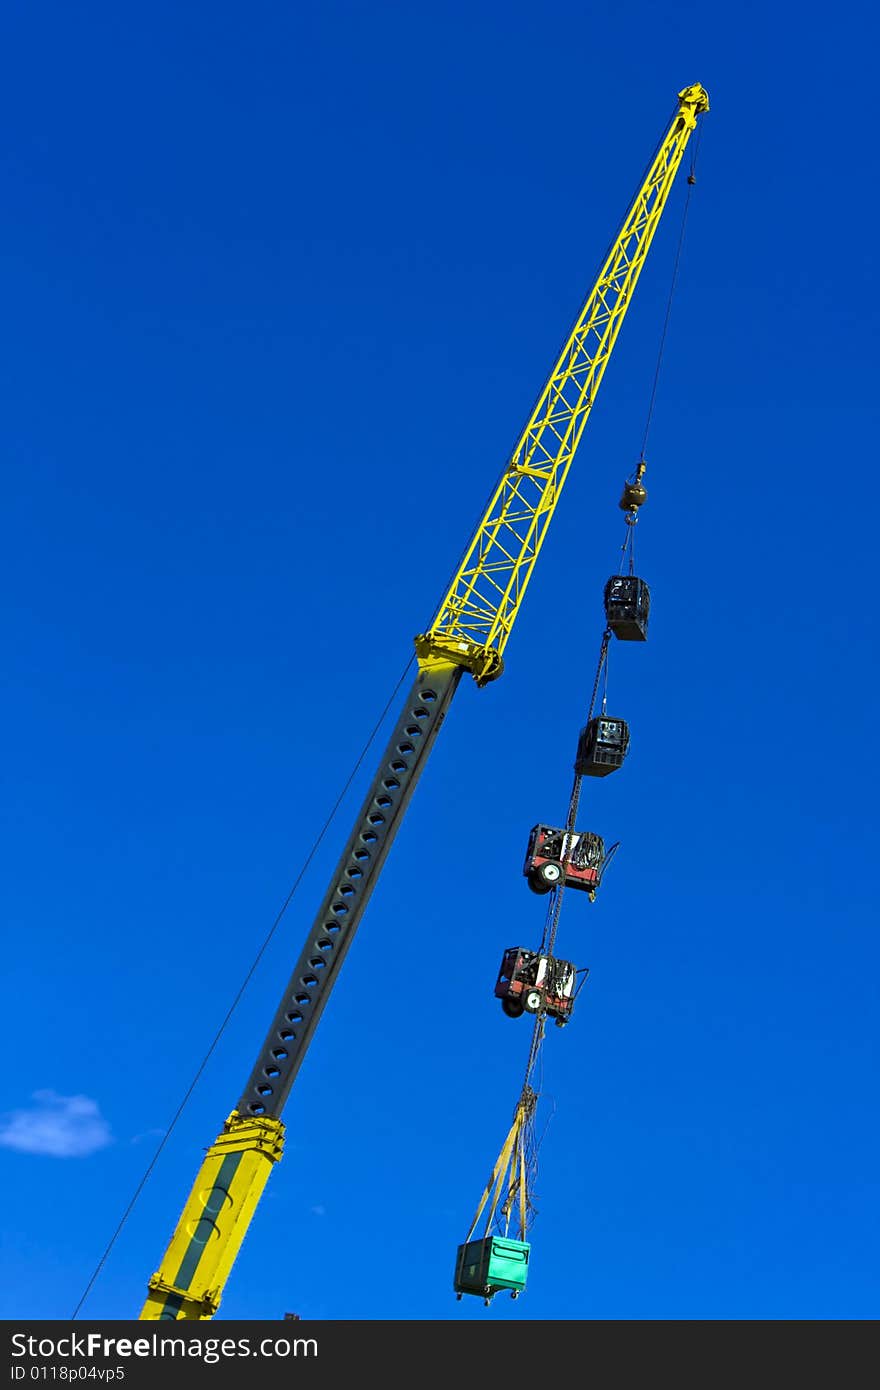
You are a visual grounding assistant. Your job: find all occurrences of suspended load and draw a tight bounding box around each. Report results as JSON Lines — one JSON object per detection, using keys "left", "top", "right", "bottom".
{"left": 604, "top": 574, "right": 650, "bottom": 641}
{"left": 495, "top": 947, "right": 582, "bottom": 1026}
{"left": 575, "top": 716, "right": 630, "bottom": 777}
{"left": 524, "top": 822, "right": 605, "bottom": 896}
{"left": 454, "top": 1237, "right": 530, "bottom": 1304}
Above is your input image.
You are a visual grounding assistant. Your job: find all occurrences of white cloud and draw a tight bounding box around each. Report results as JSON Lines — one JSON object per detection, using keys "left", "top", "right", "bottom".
{"left": 129, "top": 1127, "right": 166, "bottom": 1146}
{"left": 0, "top": 1090, "right": 113, "bottom": 1158}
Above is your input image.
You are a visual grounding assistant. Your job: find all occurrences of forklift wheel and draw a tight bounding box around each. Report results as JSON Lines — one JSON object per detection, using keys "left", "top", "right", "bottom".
{"left": 535, "top": 860, "right": 562, "bottom": 889}
{"left": 524, "top": 989, "right": 543, "bottom": 1013}
{"left": 501, "top": 997, "right": 525, "bottom": 1019}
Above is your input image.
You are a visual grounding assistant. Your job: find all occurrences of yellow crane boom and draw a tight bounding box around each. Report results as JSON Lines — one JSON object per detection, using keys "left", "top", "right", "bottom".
{"left": 140, "top": 82, "right": 708, "bottom": 1321}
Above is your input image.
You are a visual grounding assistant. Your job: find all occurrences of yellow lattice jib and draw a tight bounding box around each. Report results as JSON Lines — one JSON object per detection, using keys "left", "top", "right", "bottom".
{"left": 417, "top": 84, "right": 708, "bottom": 685}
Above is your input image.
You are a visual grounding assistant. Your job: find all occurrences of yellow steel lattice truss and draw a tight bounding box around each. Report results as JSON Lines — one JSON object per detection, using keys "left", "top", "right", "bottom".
{"left": 416, "top": 85, "right": 708, "bottom": 687}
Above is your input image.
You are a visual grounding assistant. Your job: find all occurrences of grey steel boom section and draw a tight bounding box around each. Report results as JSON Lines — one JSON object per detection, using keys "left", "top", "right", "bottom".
{"left": 239, "top": 663, "right": 462, "bottom": 1119}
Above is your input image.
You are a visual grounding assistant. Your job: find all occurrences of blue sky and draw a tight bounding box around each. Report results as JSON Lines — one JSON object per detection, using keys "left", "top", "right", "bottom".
{"left": 2, "top": 0, "right": 878, "bottom": 1322}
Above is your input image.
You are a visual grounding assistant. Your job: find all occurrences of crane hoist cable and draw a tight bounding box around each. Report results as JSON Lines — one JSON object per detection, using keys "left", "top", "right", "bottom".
{"left": 640, "top": 118, "right": 704, "bottom": 465}
{"left": 460, "top": 137, "right": 707, "bottom": 1302}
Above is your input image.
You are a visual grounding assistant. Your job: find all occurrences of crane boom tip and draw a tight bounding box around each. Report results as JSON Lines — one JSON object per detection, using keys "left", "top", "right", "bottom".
{"left": 678, "top": 83, "right": 710, "bottom": 114}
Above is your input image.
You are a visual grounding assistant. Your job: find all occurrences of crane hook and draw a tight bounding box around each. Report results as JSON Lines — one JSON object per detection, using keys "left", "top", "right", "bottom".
{"left": 619, "top": 459, "right": 647, "bottom": 517}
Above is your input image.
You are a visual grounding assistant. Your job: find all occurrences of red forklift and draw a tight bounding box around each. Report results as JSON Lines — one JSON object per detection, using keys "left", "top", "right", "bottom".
{"left": 494, "top": 947, "right": 584, "bottom": 1026}
{"left": 523, "top": 823, "right": 610, "bottom": 899}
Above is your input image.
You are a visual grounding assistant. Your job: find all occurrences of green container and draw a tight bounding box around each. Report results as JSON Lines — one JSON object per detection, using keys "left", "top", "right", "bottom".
{"left": 453, "top": 1236, "right": 530, "bottom": 1303}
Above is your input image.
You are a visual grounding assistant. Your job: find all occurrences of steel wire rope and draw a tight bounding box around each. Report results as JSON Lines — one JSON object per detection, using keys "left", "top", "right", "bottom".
{"left": 587, "top": 631, "right": 612, "bottom": 725}
{"left": 601, "top": 639, "right": 610, "bottom": 714}
{"left": 544, "top": 865, "right": 568, "bottom": 960}
{"left": 532, "top": 1088, "right": 557, "bottom": 1165}
{"left": 520, "top": 1073, "right": 556, "bottom": 1229}
{"left": 638, "top": 119, "right": 703, "bottom": 464}
{"left": 521, "top": 1013, "right": 547, "bottom": 1102}
{"left": 71, "top": 653, "right": 417, "bottom": 1319}
{"left": 617, "top": 517, "right": 637, "bottom": 576}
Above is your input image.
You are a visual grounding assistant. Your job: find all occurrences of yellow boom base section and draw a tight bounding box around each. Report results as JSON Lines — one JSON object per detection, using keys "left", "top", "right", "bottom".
{"left": 140, "top": 1112, "right": 285, "bottom": 1321}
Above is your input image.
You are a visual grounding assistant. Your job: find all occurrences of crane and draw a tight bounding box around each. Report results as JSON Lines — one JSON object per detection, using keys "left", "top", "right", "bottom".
{"left": 139, "top": 83, "right": 709, "bottom": 1321}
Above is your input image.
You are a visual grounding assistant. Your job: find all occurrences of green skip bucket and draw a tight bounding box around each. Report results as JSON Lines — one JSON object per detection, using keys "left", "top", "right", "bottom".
{"left": 453, "top": 1236, "right": 530, "bottom": 1303}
